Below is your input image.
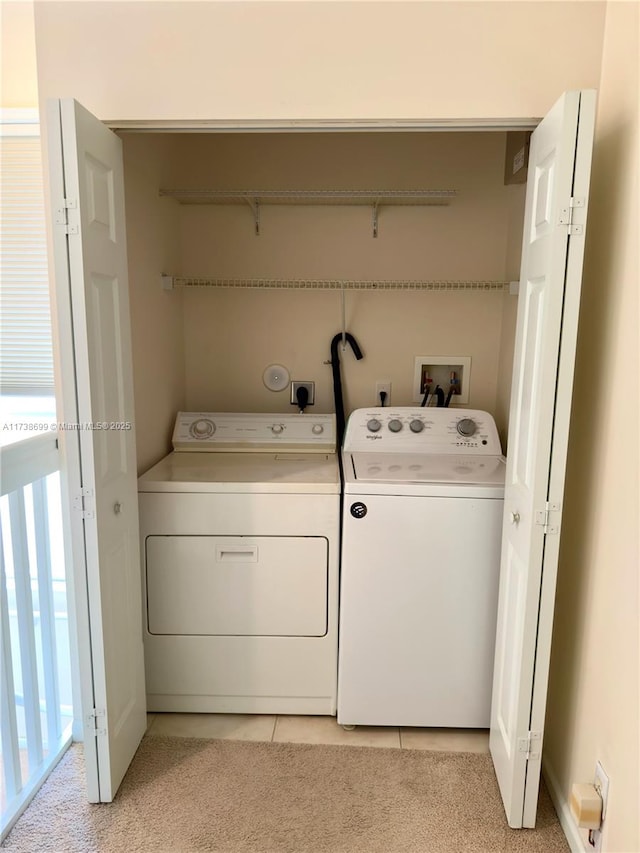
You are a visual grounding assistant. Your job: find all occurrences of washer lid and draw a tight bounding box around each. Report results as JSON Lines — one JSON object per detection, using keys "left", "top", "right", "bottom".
{"left": 345, "top": 451, "right": 505, "bottom": 495}
{"left": 138, "top": 450, "right": 340, "bottom": 494}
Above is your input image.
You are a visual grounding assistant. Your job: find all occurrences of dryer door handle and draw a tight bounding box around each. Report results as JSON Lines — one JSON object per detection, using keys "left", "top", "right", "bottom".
{"left": 216, "top": 545, "right": 259, "bottom": 563}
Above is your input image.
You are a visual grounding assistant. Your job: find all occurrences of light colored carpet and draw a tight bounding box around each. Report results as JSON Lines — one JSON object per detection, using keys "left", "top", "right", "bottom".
{"left": 2, "top": 736, "right": 568, "bottom": 853}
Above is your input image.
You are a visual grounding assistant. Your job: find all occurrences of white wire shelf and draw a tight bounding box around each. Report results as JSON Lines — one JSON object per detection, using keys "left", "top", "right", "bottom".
{"left": 158, "top": 189, "right": 457, "bottom": 236}
{"left": 159, "top": 189, "right": 457, "bottom": 205}
{"left": 161, "top": 276, "right": 509, "bottom": 292}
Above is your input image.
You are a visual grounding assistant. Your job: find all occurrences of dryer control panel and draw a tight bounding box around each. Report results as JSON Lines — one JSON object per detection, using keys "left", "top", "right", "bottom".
{"left": 344, "top": 408, "right": 502, "bottom": 454}
{"left": 172, "top": 412, "right": 336, "bottom": 452}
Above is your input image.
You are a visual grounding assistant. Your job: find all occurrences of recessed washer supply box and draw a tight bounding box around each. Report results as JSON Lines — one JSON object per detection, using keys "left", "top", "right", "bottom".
{"left": 412, "top": 356, "right": 471, "bottom": 404}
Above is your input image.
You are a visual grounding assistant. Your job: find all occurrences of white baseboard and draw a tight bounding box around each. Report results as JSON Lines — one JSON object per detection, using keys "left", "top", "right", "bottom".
{"left": 543, "top": 756, "right": 588, "bottom": 853}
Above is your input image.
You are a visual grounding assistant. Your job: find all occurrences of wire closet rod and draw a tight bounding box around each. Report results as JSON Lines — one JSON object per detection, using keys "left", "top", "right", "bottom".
{"left": 162, "top": 276, "right": 510, "bottom": 292}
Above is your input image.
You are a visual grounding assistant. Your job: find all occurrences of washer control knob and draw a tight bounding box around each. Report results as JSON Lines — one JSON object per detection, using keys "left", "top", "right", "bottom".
{"left": 190, "top": 418, "right": 215, "bottom": 439}
{"left": 271, "top": 424, "right": 284, "bottom": 434}
{"left": 409, "top": 419, "right": 424, "bottom": 433}
{"left": 367, "top": 419, "right": 382, "bottom": 433}
{"left": 456, "top": 418, "right": 477, "bottom": 437}
{"left": 388, "top": 419, "right": 403, "bottom": 433}
{"left": 311, "top": 424, "right": 324, "bottom": 435}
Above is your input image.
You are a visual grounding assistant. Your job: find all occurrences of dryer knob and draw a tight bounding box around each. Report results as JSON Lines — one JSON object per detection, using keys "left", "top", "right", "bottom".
{"left": 388, "top": 419, "right": 403, "bottom": 433}
{"left": 367, "top": 419, "right": 382, "bottom": 433}
{"left": 190, "top": 418, "right": 215, "bottom": 439}
{"left": 409, "top": 419, "right": 424, "bottom": 433}
{"left": 271, "top": 424, "right": 284, "bottom": 434}
{"left": 457, "top": 418, "right": 477, "bottom": 437}
{"left": 312, "top": 424, "right": 324, "bottom": 435}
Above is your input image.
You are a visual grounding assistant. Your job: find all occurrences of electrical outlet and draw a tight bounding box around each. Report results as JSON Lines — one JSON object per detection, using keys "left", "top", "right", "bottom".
{"left": 376, "top": 380, "right": 391, "bottom": 406}
{"left": 290, "top": 381, "right": 315, "bottom": 407}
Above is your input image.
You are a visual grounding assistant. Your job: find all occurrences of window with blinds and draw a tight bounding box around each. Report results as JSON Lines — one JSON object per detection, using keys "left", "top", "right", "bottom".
{"left": 1, "top": 125, "right": 55, "bottom": 396}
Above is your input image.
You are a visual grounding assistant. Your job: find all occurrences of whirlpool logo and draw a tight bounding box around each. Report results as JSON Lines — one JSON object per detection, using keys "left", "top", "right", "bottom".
{"left": 366, "top": 434, "right": 382, "bottom": 440}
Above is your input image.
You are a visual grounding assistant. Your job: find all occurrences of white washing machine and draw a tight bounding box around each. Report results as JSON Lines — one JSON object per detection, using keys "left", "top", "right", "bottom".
{"left": 337, "top": 407, "right": 505, "bottom": 728}
{"left": 138, "top": 411, "right": 340, "bottom": 715}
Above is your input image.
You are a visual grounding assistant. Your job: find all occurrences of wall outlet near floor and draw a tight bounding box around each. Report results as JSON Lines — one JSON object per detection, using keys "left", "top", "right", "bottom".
{"left": 375, "top": 380, "right": 391, "bottom": 406}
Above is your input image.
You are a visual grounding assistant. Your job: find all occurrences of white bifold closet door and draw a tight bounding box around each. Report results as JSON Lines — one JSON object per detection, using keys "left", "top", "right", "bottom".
{"left": 489, "top": 89, "right": 596, "bottom": 828}
{"left": 47, "top": 99, "right": 146, "bottom": 803}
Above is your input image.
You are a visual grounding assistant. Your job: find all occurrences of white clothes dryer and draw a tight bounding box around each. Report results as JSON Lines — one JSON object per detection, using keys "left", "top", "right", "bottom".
{"left": 138, "top": 412, "right": 340, "bottom": 715}
{"left": 337, "top": 407, "right": 505, "bottom": 728}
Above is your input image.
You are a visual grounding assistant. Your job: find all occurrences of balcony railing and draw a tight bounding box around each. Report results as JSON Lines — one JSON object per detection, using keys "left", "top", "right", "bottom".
{"left": 1, "top": 432, "right": 73, "bottom": 840}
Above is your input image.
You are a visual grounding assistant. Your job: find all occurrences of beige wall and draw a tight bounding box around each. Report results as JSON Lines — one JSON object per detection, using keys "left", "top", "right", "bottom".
{"left": 494, "top": 290, "right": 517, "bottom": 451}
{"left": 34, "top": 1, "right": 605, "bottom": 123}
{"left": 1, "top": 2, "right": 38, "bottom": 108}
{"left": 145, "top": 131, "right": 519, "bottom": 427}
{"left": 182, "top": 288, "right": 505, "bottom": 416}
{"left": 32, "top": 0, "right": 606, "bottom": 460}
{"left": 544, "top": 4, "right": 639, "bottom": 852}
{"left": 495, "top": 183, "right": 527, "bottom": 450}
{"left": 121, "top": 135, "right": 185, "bottom": 472}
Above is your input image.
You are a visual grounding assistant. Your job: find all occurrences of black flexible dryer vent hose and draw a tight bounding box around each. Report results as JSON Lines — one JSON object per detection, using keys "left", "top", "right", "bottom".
{"left": 330, "top": 333, "right": 364, "bottom": 448}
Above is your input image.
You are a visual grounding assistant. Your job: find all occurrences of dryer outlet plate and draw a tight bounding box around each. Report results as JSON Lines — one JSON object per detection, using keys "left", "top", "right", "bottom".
{"left": 291, "top": 381, "right": 315, "bottom": 406}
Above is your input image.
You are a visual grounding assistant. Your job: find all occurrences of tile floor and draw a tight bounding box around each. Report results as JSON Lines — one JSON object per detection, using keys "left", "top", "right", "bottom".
{"left": 146, "top": 712, "right": 490, "bottom": 753}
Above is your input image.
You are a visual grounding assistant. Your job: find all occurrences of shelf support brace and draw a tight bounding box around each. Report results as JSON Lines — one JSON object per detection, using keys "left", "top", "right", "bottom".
{"left": 372, "top": 202, "right": 379, "bottom": 238}
{"left": 244, "top": 198, "right": 261, "bottom": 236}
{"left": 161, "top": 274, "right": 174, "bottom": 291}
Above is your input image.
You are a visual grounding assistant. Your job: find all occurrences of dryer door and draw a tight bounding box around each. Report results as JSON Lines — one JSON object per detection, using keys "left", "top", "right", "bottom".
{"left": 146, "top": 536, "right": 328, "bottom": 637}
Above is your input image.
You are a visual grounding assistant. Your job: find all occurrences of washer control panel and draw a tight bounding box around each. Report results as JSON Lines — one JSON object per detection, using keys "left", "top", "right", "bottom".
{"left": 173, "top": 412, "right": 336, "bottom": 452}
{"left": 345, "top": 408, "right": 502, "bottom": 454}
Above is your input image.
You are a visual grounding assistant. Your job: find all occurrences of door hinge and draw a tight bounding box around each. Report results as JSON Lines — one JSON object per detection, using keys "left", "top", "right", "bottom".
{"left": 558, "top": 197, "right": 585, "bottom": 235}
{"left": 73, "top": 487, "right": 95, "bottom": 520}
{"left": 54, "top": 197, "right": 79, "bottom": 235}
{"left": 86, "top": 708, "right": 106, "bottom": 737}
{"left": 535, "top": 500, "right": 560, "bottom": 535}
{"left": 518, "top": 730, "right": 541, "bottom": 760}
